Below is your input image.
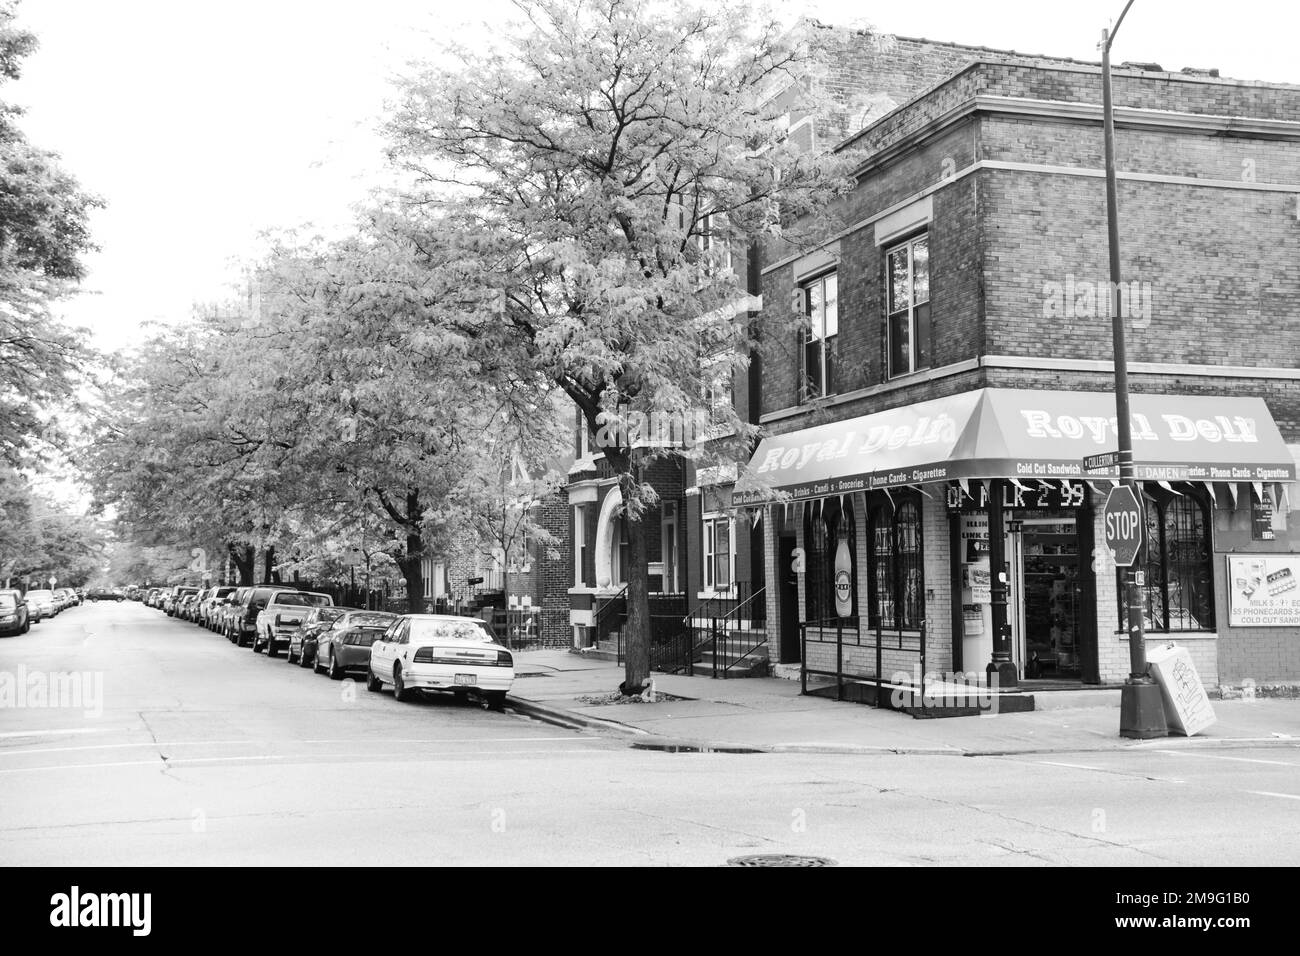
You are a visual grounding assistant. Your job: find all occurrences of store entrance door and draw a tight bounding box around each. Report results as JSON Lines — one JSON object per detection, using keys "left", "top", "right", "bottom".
{"left": 1017, "top": 515, "right": 1085, "bottom": 680}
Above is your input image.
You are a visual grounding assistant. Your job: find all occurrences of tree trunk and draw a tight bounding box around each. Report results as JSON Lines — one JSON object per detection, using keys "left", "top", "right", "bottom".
{"left": 262, "top": 546, "right": 275, "bottom": 584}
{"left": 603, "top": 457, "right": 650, "bottom": 696}
{"left": 402, "top": 489, "right": 424, "bottom": 613}
{"left": 228, "top": 543, "right": 255, "bottom": 585}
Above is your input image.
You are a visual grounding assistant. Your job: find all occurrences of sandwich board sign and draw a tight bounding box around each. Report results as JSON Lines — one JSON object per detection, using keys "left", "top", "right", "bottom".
{"left": 1146, "top": 642, "right": 1216, "bottom": 736}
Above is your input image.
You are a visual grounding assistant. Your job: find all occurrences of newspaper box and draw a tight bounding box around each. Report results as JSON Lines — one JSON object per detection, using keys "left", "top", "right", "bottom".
{"left": 1146, "top": 642, "right": 1216, "bottom": 736}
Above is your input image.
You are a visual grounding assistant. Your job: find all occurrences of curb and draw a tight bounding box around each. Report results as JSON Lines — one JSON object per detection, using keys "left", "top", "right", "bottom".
{"left": 508, "top": 695, "right": 1300, "bottom": 756}
{"left": 507, "top": 697, "right": 652, "bottom": 737}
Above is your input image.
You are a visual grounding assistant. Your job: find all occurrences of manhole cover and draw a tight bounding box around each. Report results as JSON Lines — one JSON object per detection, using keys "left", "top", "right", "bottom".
{"left": 726, "top": 854, "right": 837, "bottom": 867}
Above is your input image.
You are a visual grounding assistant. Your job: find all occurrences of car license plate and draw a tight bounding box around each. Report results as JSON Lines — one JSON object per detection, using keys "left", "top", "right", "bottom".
{"left": 454, "top": 674, "right": 477, "bottom": 686}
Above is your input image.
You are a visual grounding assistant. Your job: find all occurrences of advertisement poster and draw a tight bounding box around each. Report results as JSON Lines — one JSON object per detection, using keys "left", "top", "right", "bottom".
{"left": 1227, "top": 555, "right": 1300, "bottom": 627}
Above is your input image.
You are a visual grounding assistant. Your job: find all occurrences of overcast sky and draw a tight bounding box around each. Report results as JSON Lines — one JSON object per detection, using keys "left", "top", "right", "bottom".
{"left": 11, "top": 0, "right": 1300, "bottom": 354}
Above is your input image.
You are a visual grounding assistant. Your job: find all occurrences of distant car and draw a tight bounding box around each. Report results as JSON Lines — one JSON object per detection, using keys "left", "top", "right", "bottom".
{"left": 53, "top": 588, "right": 76, "bottom": 611}
{"left": 230, "top": 586, "right": 275, "bottom": 647}
{"left": 166, "top": 586, "right": 198, "bottom": 617}
{"left": 312, "top": 610, "right": 397, "bottom": 678}
{"left": 367, "top": 614, "right": 513, "bottom": 710}
{"left": 286, "top": 606, "right": 349, "bottom": 667}
{"left": 0, "top": 590, "right": 30, "bottom": 635}
{"left": 218, "top": 587, "right": 251, "bottom": 637}
{"left": 177, "top": 590, "right": 202, "bottom": 621}
{"left": 254, "top": 589, "right": 334, "bottom": 657}
{"left": 145, "top": 588, "right": 162, "bottom": 608}
{"left": 25, "top": 589, "right": 56, "bottom": 622}
{"left": 198, "top": 586, "right": 237, "bottom": 628}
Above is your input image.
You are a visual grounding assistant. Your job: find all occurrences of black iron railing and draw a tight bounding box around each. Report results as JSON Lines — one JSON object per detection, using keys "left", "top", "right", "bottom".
{"left": 717, "top": 585, "right": 768, "bottom": 678}
{"left": 593, "top": 585, "right": 628, "bottom": 647}
{"left": 800, "top": 616, "right": 927, "bottom": 710}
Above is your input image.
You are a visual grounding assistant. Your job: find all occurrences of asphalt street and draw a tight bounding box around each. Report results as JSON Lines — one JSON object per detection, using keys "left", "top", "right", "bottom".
{"left": 1, "top": 602, "right": 1297, "bottom": 866}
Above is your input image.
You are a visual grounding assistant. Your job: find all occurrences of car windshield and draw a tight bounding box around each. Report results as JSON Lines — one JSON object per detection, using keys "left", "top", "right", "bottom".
{"left": 0, "top": 594, "right": 17, "bottom": 608}
{"left": 318, "top": 608, "right": 346, "bottom": 622}
{"left": 28, "top": 590, "right": 53, "bottom": 600}
{"left": 275, "top": 593, "right": 330, "bottom": 607}
{"left": 409, "top": 619, "right": 495, "bottom": 642}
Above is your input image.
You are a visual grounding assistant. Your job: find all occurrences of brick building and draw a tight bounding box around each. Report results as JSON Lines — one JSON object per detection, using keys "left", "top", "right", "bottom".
{"left": 732, "top": 45, "right": 1300, "bottom": 692}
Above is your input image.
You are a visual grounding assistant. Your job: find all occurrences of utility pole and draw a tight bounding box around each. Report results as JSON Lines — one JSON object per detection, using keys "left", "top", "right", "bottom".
{"left": 1101, "top": 0, "right": 1167, "bottom": 738}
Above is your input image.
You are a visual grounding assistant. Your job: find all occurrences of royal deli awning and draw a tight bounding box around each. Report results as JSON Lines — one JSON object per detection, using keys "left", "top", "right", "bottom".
{"left": 733, "top": 388, "right": 1296, "bottom": 504}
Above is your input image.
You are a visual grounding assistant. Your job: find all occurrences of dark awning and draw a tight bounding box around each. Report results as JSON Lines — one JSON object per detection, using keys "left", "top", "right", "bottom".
{"left": 735, "top": 388, "right": 1295, "bottom": 503}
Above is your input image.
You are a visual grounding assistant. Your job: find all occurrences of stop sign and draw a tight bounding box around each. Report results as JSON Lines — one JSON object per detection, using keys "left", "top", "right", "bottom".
{"left": 1104, "top": 485, "right": 1145, "bottom": 567}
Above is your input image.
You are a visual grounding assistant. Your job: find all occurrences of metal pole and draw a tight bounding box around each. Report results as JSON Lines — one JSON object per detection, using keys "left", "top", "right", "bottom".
{"left": 875, "top": 617, "right": 883, "bottom": 709}
{"left": 835, "top": 619, "right": 843, "bottom": 702}
{"left": 986, "top": 479, "right": 1017, "bottom": 688}
{"left": 1102, "top": 5, "right": 1167, "bottom": 738}
{"left": 800, "top": 623, "right": 807, "bottom": 696}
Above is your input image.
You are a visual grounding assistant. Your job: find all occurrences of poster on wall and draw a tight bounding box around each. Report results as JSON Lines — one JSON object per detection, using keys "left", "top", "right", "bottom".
{"left": 1226, "top": 555, "right": 1300, "bottom": 627}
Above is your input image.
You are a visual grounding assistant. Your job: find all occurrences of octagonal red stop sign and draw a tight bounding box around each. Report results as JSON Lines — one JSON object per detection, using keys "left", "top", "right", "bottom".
{"left": 1103, "top": 485, "right": 1145, "bottom": 567}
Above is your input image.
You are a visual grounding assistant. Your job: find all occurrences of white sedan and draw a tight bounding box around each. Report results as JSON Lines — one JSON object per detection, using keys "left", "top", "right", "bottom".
{"left": 368, "top": 614, "right": 514, "bottom": 711}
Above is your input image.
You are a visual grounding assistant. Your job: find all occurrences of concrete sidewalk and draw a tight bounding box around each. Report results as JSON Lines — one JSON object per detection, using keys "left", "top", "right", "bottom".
{"left": 506, "top": 650, "right": 1300, "bottom": 755}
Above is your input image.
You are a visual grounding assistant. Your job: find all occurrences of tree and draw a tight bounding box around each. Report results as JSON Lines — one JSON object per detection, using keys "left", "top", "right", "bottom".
{"left": 384, "top": 0, "right": 857, "bottom": 691}
{"left": 0, "top": 2, "right": 100, "bottom": 466}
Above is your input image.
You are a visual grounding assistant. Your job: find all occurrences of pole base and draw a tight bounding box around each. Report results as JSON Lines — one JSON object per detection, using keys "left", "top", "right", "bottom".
{"left": 1119, "top": 680, "right": 1168, "bottom": 739}
{"left": 986, "top": 660, "right": 1019, "bottom": 691}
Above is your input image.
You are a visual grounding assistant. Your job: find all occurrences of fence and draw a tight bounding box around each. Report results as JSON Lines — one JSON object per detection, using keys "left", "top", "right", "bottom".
{"left": 800, "top": 617, "right": 927, "bottom": 710}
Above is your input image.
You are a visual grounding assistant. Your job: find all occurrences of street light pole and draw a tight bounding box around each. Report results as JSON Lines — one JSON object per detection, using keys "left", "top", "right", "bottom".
{"left": 1101, "top": 0, "right": 1167, "bottom": 738}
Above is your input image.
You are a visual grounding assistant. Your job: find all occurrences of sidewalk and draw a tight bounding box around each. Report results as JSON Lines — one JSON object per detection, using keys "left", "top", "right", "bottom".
{"left": 506, "top": 650, "right": 1300, "bottom": 755}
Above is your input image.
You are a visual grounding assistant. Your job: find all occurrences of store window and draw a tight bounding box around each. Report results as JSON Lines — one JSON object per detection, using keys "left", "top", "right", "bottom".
{"left": 804, "top": 497, "right": 856, "bottom": 625}
{"left": 868, "top": 494, "right": 924, "bottom": 630}
{"left": 1121, "top": 489, "right": 1215, "bottom": 632}
{"left": 798, "top": 272, "right": 838, "bottom": 402}
{"left": 703, "top": 513, "right": 733, "bottom": 592}
{"left": 886, "top": 234, "right": 931, "bottom": 378}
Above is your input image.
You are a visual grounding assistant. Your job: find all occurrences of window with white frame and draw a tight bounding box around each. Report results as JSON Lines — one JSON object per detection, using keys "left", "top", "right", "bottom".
{"left": 701, "top": 351, "right": 734, "bottom": 426}
{"left": 696, "top": 211, "right": 733, "bottom": 276}
{"left": 798, "top": 271, "right": 838, "bottom": 401}
{"left": 574, "top": 505, "right": 587, "bottom": 587}
{"left": 886, "top": 234, "right": 931, "bottom": 378}
{"left": 702, "top": 513, "right": 734, "bottom": 592}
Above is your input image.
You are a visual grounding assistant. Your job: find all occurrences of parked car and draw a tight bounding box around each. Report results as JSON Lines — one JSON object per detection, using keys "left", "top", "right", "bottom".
{"left": 199, "top": 586, "right": 237, "bottom": 628}
{"left": 25, "top": 589, "right": 56, "bottom": 622}
{"left": 254, "top": 589, "right": 334, "bottom": 657}
{"left": 217, "top": 587, "right": 251, "bottom": 637}
{"left": 287, "top": 606, "right": 349, "bottom": 668}
{"left": 53, "top": 588, "right": 76, "bottom": 612}
{"left": 145, "top": 588, "right": 162, "bottom": 608}
{"left": 0, "top": 590, "right": 30, "bottom": 636}
{"left": 367, "top": 614, "right": 513, "bottom": 710}
{"left": 229, "top": 587, "right": 276, "bottom": 647}
{"left": 166, "top": 586, "right": 198, "bottom": 617}
{"left": 176, "top": 590, "right": 201, "bottom": 621}
{"left": 312, "top": 610, "right": 397, "bottom": 678}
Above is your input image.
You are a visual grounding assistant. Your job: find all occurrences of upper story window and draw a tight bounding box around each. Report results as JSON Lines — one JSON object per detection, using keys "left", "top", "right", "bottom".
{"left": 886, "top": 234, "right": 930, "bottom": 378}
{"left": 701, "top": 351, "right": 734, "bottom": 425}
{"left": 696, "top": 211, "right": 733, "bottom": 276}
{"left": 798, "top": 271, "right": 838, "bottom": 402}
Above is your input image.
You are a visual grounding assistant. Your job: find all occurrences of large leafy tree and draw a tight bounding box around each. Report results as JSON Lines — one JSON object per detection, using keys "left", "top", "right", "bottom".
{"left": 0, "top": 2, "right": 100, "bottom": 466}
{"left": 384, "top": 0, "right": 856, "bottom": 691}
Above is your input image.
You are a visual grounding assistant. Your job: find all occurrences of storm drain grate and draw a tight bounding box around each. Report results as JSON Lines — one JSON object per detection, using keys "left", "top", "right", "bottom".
{"left": 726, "top": 854, "right": 837, "bottom": 867}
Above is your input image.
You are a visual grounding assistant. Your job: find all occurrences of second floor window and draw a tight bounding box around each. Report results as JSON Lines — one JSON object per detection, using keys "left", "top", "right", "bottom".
{"left": 799, "top": 271, "right": 837, "bottom": 402}
{"left": 887, "top": 234, "right": 930, "bottom": 378}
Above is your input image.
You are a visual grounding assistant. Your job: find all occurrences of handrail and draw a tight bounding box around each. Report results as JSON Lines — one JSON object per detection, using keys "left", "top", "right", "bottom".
{"left": 594, "top": 584, "right": 628, "bottom": 648}
{"left": 719, "top": 585, "right": 768, "bottom": 678}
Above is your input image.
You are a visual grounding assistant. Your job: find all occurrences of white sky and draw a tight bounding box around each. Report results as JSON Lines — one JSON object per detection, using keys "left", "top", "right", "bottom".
{"left": 10, "top": 0, "right": 1300, "bottom": 354}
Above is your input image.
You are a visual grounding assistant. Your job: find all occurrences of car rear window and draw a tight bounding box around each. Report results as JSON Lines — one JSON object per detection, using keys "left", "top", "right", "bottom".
{"left": 274, "top": 593, "right": 331, "bottom": 607}
{"left": 409, "top": 619, "right": 495, "bottom": 642}
{"left": 345, "top": 613, "right": 397, "bottom": 628}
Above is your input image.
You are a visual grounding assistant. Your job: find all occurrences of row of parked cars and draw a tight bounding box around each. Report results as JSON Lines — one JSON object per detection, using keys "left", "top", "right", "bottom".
{"left": 143, "top": 583, "right": 516, "bottom": 709}
{"left": 0, "top": 586, "right": 86, "bottom": 633}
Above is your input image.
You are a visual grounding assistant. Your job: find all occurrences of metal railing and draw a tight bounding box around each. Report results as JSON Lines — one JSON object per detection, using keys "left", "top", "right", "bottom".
{"left": 593, "top": 585, "right": 628, "bottom": 647}
{"left": 800, "top": 617, "right": 927, "bottom": 710}
{"left": 716, "top": 585, "right": 768, "bottom": 678}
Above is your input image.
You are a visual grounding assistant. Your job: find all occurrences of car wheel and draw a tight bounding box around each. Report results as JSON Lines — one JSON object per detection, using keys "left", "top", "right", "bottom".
{"left": 313, "top": 651, "right": 324, "bottom": 674}
{"left": 267, "top": 638, "right": 278, "bottom": 658}
{"left": 328, "top": 653, "right": 343, "bottom": 681}
{"left": 299, "top": 648, "right": 313, "bottom": 669}
{"left": 483, "top": 691, "right": 507, "bottom": 713}
{"left": 393, "top": 664, "right": 410, "bottom": 702}
{"left": 366, "top": 669, "right": 382, "bottom": 692}
{"left": 285, "top": 643, "right": 296, "bottom": 664}
{"left": 21, "top": 619, "right": 30, "bottom": 634}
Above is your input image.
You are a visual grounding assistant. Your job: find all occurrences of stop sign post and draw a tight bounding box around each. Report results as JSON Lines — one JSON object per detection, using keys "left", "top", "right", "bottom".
{"left": 1103, "top": 485, "right": 1144, "bottom": 567}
